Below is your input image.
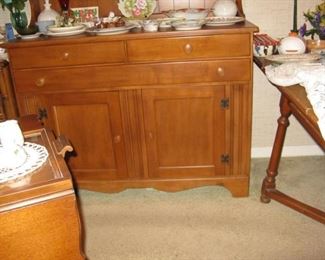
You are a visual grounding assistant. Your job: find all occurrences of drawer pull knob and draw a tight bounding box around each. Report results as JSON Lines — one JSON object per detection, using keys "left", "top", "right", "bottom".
{"left": 63, "top": 52, "right": 70, "bottom": 59}
{"left": 35, "top": 78, "right": 45, "bottom": 87}
{"left": 184, "top": 43, "right": 192, "bottom": 54}
{"left": 217, "top": 67, "right": 225, "bottom": 76}
{"left": 114, "top": 135, "right": 121, "bottom": 143}
{"left": 148, "top": 132, "right": 153, "bottom": 139}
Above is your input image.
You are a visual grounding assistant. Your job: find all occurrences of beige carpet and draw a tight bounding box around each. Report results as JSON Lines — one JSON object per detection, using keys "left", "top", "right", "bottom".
{"left": 77, "top": 156, "right": 325, "bottom": 260}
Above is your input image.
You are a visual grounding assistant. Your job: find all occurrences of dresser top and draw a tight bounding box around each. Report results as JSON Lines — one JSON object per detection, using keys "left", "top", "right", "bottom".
{"left": 2, "top": 21, "right": 258, "bottom": 49}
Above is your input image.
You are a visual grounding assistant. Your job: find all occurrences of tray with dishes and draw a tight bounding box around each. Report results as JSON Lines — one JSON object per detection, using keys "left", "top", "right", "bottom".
{"left": 265, "top": 53, "right": 321, "bottom": 64}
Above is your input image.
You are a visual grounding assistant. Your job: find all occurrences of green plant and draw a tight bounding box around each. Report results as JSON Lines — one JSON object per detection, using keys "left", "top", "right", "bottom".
{"left": 0, "top": 0, "right": 27, "bottom": 12}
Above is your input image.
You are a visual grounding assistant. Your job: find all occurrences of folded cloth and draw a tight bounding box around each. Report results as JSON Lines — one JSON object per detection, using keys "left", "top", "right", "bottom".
{"left": 265, "top": 62, "right": 325, "bottom": 140}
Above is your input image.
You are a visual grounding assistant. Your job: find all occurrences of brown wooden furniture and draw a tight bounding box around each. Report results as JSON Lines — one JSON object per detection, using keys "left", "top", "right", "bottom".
{"left": 0, "top": 118, "right": 85, "bottom": 259}
{"left": 3, "top": 14, "right": 258, "bottom": 196}
{"left": 0, "top": 60, "right": 18, "bottom": 121}
{"left": 254, "top": 57, "right": 325, "bottom": 224}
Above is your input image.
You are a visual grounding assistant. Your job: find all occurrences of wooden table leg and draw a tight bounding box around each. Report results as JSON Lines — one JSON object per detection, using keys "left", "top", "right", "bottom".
{"left": 261, "top": 94, "right": 291, "bottom": 203}
{"left": 260, "top": 94, "right": 325, "bottom": 224}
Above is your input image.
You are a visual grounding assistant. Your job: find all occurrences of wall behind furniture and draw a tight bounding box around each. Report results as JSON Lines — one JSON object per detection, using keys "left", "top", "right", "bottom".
{"left": 243, "top": 0, "right": 324, "bottom": 157}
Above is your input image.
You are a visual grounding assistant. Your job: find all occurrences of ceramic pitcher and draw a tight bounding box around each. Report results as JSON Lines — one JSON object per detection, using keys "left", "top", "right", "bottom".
{"left": 213, "top": 0, "right": 238, "bottom": 17}
{"left": 0, "top": 120, "right": 26, "bottom": 169}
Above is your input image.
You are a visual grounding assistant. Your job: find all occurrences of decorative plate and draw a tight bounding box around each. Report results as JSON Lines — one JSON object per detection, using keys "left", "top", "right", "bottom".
{"left": 0, "top": 142, "right": 49, "bottom": 184}
{"left": 205, "top": 16, "right": 245, "bottom": 26}
{"left": 118, "top": 0, "right": 157, "bottom": 19}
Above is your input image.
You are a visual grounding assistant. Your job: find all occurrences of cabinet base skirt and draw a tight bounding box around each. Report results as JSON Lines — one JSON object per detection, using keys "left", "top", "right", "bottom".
{"left": 76, "top": 177, "right": 249, "bottom": 197}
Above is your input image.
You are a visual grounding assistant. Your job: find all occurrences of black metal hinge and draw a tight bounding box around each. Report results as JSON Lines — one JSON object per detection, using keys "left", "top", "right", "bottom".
{"left": 38, "top": 108, "right": 48, "bottom": 120}
{"left": 221, "top": 154, "right": 230, "bottom": 164}
{"left": 220, "top": 98, "right": 229, "bottom": 109}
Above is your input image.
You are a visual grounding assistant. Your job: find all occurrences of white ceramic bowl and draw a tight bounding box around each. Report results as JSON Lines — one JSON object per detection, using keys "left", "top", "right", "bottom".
{"left": 253, "top": 44, "right": 278, "bottom": 57}
{"left": 166, "top": 8, "right": 209, "bottom": 20}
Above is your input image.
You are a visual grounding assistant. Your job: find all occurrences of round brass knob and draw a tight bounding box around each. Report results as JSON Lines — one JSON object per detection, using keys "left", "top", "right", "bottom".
{"left": 217, "top": 67, "right": 225, "bottom": 76}
{"left": 184, "top": 43, "right": 193, "bottom": 54}
{"left": 63, "top": 52, "right": 69, "bottom": 60}
{"left": 113, "top": 135, "right": 121, "bottom": 143}
{"left": 35, "top": 77, "right": 45, "bottom": 87}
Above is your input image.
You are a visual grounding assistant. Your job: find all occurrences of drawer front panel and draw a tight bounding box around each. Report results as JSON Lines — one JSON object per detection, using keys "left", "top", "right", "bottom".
{"left": 9, "top": 41, "right": 126, "bottom": 69}
{"left": 127, "top": 34, "right": 251, "bottom": 62}
{"left": 14, "top": 59, "right": 250, "bottom": 91}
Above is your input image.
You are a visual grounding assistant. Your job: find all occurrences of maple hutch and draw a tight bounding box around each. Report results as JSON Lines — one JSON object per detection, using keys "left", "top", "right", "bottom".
{"left": 3, "top": 0, "right": 258, "bottom": 196}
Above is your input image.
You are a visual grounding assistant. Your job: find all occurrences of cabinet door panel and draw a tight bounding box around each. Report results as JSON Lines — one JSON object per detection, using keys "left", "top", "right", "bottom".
{"left": 40, "top": 92, "right": 128, "bottom": 182}
{"left": 143, "top": 86, "right": 229, "bottom": 179}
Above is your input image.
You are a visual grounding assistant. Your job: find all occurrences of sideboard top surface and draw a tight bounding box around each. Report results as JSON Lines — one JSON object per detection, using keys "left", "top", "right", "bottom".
{"left": 2, "top": 21, "right": 258, "bottom": 49}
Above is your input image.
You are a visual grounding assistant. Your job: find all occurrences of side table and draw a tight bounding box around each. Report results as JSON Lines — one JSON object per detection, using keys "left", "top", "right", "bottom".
{"left": 0, "top": 116, "right": 85, "bottom": 259}
{"left": 254, "top": 57, "right": 325, "bottom": 224}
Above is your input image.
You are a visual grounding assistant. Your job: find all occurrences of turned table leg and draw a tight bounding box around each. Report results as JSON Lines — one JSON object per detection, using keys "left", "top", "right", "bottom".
{"left": 261, "top": 94, "right": 292, "bottom": 203}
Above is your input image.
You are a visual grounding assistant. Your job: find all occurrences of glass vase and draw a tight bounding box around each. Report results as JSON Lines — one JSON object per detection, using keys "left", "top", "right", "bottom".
{"left": 10, "top": 10, "right": 28, "bottom": 32}
{"left": 10, "top": 10, "right": 38, "bottom": 35}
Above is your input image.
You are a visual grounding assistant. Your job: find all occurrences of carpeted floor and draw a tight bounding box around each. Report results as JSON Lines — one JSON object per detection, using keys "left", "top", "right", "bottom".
{"left": 77, "top": 156, "right": 325, "bottom": 260}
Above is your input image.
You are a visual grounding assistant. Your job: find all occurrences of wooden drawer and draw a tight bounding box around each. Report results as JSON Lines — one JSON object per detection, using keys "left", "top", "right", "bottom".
{"left": 9, "top": 41, "right": 126, "bottom": 69}
{"left": 14, "top": 59, "right": 250, "bottom": 92}
{"left": 127, "top": 34, "right": 251, "bottom": 62}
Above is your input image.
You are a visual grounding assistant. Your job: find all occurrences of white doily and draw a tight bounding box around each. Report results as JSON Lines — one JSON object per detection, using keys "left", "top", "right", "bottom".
{"left": 0, "top": 142, "right": 49, "bottom": 184}
{"left": 265, "top": 63, "right": 325, "bottom": 139}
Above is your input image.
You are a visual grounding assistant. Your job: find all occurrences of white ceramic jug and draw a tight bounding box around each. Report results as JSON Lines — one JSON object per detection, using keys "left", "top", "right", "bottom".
{"left": 0, "top": 120, "right": 26, "bottom": 169}
{"left": 213, "top": 0, "right": 238, "bottom": 17}
{"left": 278, "top": 36, "right": 306, "bottom": 55}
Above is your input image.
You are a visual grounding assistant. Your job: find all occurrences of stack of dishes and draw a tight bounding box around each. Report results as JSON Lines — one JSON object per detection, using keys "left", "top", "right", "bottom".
{"left": 165, "top": 8, "right": 209, "bottom": 31}
{"left": 46, "top": 24, "right": 86, "bottom": 37}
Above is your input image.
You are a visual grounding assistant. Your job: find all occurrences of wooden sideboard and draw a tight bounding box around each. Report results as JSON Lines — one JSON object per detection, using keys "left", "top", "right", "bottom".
{"left": 3, "top": 22, "right": 258, "bottom": 196}
{"left": 0, "top": 121, "right": 84, "bottom": 259}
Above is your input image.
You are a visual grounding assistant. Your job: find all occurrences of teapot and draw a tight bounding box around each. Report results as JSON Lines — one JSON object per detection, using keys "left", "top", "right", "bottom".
{"left": 0, "top": 120, "right": 26, "bottom": 169}
{"left": 212, "top": 0, "right": 238, "bottom": 17}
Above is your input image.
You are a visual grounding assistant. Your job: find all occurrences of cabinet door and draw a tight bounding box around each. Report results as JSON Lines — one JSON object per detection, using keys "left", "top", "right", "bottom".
{"left": 38, "top": 92, "right": 128, "bottom": 182}
{"left": 142, "top": 85, "right": 229, "bottom": 179}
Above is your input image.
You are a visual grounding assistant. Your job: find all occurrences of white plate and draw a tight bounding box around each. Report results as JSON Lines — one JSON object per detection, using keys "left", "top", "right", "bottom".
{"left": 86, "top": 24, "right": 135, "bottom": 35}
{"left": 172, "top": 20, "right": 204, "bottom": 31}
{"left": 46, "top": 25, "right": 86, "bottom": 37}
{"left": 205, "top": 16, "right": 245, "bottom": 26}
{"left": 19, "top": 32, "right": 41, "bottom": 40}
{"left": 47, "top": 24, "right": 85, "bottom": 33}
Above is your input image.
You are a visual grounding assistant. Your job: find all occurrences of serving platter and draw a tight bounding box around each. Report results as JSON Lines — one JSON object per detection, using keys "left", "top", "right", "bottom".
{"left": 47, "top": 24, "right": 85, "bottom": 33}
{"left": 205, "top": 16, "right": 245, "bottom": 26}
{"left": 86, "top": 24, "right": 135, "bottom": 35}
{"left": 265, "top": 53, "right": 321, "bottom": 64}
